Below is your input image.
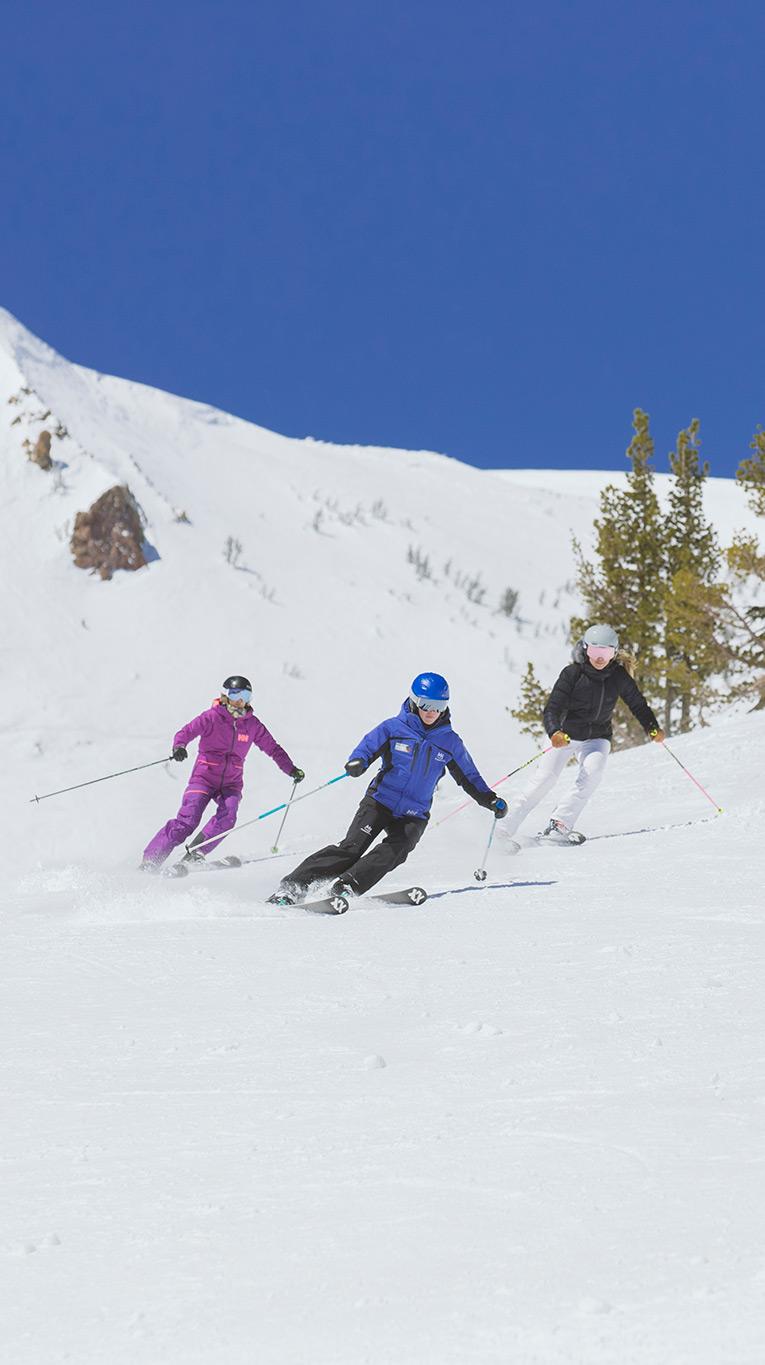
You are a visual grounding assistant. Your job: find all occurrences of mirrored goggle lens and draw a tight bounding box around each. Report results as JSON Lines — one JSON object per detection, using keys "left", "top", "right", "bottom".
{"left": 412, "top": 694, "right": 448, "bottom": 713}
{"left": 586, "top": 645, "right": 615, "bottom": 661}
{"left": 226, "top": 688, "right": 252, "bottom": 702}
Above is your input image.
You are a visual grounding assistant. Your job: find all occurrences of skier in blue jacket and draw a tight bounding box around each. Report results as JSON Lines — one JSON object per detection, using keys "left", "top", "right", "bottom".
{"left": 268, "top": 672, "right": 507, "bottom": 905}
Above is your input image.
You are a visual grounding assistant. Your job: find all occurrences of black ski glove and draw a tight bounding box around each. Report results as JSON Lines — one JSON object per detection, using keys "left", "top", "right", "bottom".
{"left": 345, "top": 759, "right": 366, "bottom": 777}
{"left": 290, "top": 767, "right": 305, "bottom": 783}
{"left": 172, "top": 746, "right": 188, "bottom": 762}
{"left": 490, "top": 795, "right": 508, "bottom": 819}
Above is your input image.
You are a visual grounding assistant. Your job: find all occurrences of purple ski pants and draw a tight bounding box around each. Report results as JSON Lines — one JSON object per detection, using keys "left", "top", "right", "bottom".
{"left": 143, "top": 778, "right": 242, "bottom": 865}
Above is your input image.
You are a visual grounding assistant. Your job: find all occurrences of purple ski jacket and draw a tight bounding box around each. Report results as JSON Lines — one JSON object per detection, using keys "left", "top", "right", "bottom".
{"left": 173, "top": 701, "right": 295, "bottom": 794}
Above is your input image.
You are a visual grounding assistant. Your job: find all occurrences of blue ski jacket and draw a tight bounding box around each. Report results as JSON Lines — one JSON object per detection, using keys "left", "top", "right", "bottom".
{"left": 346, "top": 700, "right": 495, "bottom": 821}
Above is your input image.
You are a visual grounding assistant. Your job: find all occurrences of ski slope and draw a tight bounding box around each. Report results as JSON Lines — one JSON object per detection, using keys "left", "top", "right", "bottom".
{"left": 2, "top": 309, "right": 764, "bottom": 1363}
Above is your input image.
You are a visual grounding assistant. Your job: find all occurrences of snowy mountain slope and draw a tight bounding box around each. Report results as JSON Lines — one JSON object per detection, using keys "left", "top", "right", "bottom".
{"left": 1, "top": 306, "right": 760, "bottom": 875}
{"left": 2, "top": 309, "right": 764, "bottom": 1363}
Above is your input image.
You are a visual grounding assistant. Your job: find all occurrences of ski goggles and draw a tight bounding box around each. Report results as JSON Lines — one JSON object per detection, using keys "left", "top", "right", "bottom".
{"left": 412, "top": 694, "right": 449, "bottom": 713}
{"left": 225, "top": 688, "right": 252, "bottom": 703}
{"left": 586, "top": 645, "right": 616, "bottom": 662}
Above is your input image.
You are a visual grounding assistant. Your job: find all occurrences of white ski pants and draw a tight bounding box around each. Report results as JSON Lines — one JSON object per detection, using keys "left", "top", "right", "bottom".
{"left": 503, "top": 737, "right": 611, "bottom": 836}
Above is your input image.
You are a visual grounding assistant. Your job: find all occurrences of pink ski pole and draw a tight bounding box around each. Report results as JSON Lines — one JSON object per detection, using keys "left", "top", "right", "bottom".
{"left": 657, "top": 739, "right": 723, "bottom": 814}
{"left": 436, "top": 745, "right": 554, "bottom": 826}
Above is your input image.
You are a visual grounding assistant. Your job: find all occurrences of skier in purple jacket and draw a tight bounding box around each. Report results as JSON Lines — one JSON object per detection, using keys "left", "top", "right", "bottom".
{"left": 141, "top": 675, "right": 303, "bottom": 870}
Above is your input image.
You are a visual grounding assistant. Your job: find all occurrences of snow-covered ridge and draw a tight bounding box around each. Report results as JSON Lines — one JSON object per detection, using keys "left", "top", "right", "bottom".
{"left": 0, "top": 304, "right": 760, "bottom": 873}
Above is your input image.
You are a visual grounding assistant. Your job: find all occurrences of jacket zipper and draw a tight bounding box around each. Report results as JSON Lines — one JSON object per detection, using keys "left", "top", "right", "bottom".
{"left": 223, "top": 717, "right": 239, "bottom": 784}
{"left": 588, "top": 679, "right": 606, "bottom": 737}
{"left": 395, "top": 741, "right": 420, "bottom": 814}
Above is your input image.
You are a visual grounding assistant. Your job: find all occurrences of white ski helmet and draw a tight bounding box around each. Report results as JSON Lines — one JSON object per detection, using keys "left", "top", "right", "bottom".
{"left": 583, "top": 623, "right": 619, "bottom": 650}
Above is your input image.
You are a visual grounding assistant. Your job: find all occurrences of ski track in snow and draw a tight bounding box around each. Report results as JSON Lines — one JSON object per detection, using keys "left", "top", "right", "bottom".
{"left": 1, "top": 310, "right": 764, "bottom": 1363}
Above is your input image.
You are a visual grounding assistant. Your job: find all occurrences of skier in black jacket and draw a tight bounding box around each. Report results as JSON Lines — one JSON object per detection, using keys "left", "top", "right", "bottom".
{"left": 501, "top": 624, "right": 664, "bottom": 847}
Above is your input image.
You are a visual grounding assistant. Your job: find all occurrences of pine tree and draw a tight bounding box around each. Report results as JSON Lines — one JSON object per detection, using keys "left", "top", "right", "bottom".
{"left": 509, "top": 662, "right": 548, "bottom": 741}
{"left": 724, "top": 427, "right": 765, "bottom": 707}
{"left": 573, "top": 408, "right": 666, "bottom": 746}
{"left": 663, "top": 419, "right": 726, "bottom": 730}
{"left": 736, "top": 426, "right": 765, "bottom": 516}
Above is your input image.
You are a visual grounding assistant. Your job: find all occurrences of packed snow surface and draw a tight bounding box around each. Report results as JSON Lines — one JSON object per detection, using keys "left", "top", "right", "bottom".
{"left": 2, "top": 309, "right": 764, "bottom": 1362}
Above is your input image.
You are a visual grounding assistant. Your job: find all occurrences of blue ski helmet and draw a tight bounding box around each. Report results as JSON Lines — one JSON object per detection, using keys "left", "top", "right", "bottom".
{"left": 583, "top": 624, "right": 619, "bottom": 650}
{"left": 410, "top": 671, "right": 450, "bottom": 712}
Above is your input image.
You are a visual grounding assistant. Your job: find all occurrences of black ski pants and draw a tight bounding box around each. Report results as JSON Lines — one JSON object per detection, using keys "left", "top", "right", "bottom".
{"left": 281, "top": 794, "right": 427, "bottom": 897}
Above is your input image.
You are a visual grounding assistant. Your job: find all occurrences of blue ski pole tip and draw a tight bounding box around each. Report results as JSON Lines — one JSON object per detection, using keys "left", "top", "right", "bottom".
{"left": 474, "top": 868, "right": 487, "bottom": 882}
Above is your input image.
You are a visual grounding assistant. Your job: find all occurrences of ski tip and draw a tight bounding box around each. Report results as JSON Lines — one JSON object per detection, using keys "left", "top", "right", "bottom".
{"left": 305, "top": 894, "right": 349, "bottom": 916}
{"left": 407, "top": 887, "right": 427, "bottom": 904}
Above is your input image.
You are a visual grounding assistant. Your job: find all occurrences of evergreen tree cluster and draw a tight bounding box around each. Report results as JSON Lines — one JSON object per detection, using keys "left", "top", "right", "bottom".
{"left": 512, "top": 410, "right": 765, "bottom": 747}
{"left": 724, "top": 427, "right": 765, "bottom": 709}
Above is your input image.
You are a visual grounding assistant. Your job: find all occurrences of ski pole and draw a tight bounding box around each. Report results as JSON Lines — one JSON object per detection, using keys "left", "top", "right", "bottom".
{"left": 30, "top": 756, "right": 173, "bottom": 804}
{"left": 271, "top": 777, "right": 299, "bottom": 853}
{"left": 185, "top": 772, "right": 349, "bottom": 855}
{"left": 473, "top": 817, "right": 498, "bottom": 882}
{"left": 656, "top": 739, "right": 723, "bottom": 814}
{"left": 436, "top": 745, "right": 554, "bottom": 826}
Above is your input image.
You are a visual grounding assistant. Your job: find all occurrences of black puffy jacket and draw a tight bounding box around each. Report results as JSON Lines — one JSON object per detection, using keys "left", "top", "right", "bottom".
{"left": 543, "top": 644, "right": 659, "bottom": 741}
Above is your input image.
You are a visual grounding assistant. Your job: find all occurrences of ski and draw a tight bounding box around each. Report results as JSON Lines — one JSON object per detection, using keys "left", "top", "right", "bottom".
{"left": 535, "top": 830, "right": 586, "bottom": 847}
{"left": 303, "top": 894, "right": 349, "bottom": 916}
{"left": 269, "top": 887, "right": 426, "bottom": 914}
{"left": 162, "top": 850, "right": 294, "bottom": 879}
{"left": 163, "top": 854, "right": 243, "bottom": 878}
{"left": 371, "top": 886, "right": 428, "bottom": 906}
{"left": 302, "top": 887, "right": 425, "bottom": 913}
{"left": 162, "top": 862, "right": 190, "bottom": 879}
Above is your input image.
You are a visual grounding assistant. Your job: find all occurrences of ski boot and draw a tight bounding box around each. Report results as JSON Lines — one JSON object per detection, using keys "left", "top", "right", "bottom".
{"left": 182, "top": 848, "right": 206, "bottom": 866}
{"left": 538, "top": 819, "right": 586, "bottom": 846}
{"left": 266, "top": 882, "right": 304, "bottom": 907}
{"left": 330, "top": 876, "right": 358, "bottom": 901}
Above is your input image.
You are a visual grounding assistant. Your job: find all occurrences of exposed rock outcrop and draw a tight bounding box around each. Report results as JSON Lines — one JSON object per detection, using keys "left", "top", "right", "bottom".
{"left": 30, "top": 430, "right": 53, "bottom": 470}
{"left": 70, "top": 485, "right": 147, "bottom": 580}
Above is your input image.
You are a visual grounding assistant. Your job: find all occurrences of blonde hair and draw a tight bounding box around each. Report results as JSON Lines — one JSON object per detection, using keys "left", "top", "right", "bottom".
{"left": 616, "top": 647, "right": 636, "bottom": 677}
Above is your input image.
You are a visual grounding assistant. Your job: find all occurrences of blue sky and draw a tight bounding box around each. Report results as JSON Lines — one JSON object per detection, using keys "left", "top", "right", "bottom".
{"left": 1, "top": 1, "right": 763, "bottom": 476}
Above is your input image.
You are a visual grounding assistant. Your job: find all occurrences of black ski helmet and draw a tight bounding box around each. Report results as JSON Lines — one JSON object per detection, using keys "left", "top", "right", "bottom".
{"left": 223, "top": 675, "right": 252, "bottom": 692}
